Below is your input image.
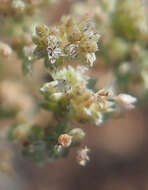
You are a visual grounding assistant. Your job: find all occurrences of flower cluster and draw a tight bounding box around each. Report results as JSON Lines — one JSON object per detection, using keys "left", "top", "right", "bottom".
{"left": 33, "top": 16, "right": 100, "bottom": 69}
{"left": 10, "top": 65, "right": 137, "bottom": 165}
{"left": 41, "top": 66, "right": 116, "bottom": 126}
{"left": 71, "top": 0, "right": 148, "bottom": 103}
{"left": 1, "top": 1, "right": 138, "bottom": 166}
{"left": 6, "top": 10, "right": 138, "bottom": 166}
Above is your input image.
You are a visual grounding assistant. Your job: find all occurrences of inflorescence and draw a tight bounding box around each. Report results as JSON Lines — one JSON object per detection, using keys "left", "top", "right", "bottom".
{"left": 7, "top": 15, "right": 137, "bottom": 166}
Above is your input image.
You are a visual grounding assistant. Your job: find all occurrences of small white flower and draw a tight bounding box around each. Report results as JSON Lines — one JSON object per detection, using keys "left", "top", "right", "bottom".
{"left": 47, "top": 35, "right": 65, "bottom": 64}
{"left": 47, "top": 47, "right": 63, "bottom": 64}
{"left": 76, "top": 146, "right": 90, "bottom": 166}
{"left": 66, "top": 44, "right": 79, "bottom": 58}
{"left": 52, "top": 66, "right": 88, "bottom": 87}
{"left": 86, "top": 53, "right": 96, "bottom": 66}
{"left": 115, "top": 93, "right": 137, "bottom": 109}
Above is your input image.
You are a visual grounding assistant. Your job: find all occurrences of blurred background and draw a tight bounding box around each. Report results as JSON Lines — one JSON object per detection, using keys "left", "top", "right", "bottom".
{"left": 0, "top": 0, "right": 148, "bottom": 189}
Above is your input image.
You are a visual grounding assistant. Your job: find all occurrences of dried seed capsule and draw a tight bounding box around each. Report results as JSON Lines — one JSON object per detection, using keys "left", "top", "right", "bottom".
{"left": 58, "top": 134, "right": 72, "bottom": 147}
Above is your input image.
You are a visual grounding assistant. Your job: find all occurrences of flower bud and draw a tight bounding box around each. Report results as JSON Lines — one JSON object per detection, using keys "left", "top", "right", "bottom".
{"left": 35, "top": 25, "right": 49, "bottom": 37}
{"left": 115, "top": 93, "right": 137, "bottom": 109}
{"left": 65, "top": 44, "right": 79, "bottom": 58}
{"left": 80, "top": 39, "right": 98, "bottom": 53}
{"left": 68, "top": 28, "right": 81, "bottom": 42}
{"left": 69, "top": 128, "right": 85, "bottom": 144}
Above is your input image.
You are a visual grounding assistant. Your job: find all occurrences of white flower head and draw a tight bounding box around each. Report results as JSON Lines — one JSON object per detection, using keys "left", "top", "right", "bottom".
{"left": 52, "top": 66, "right": 88, "bottom": 87}
{"left": 47, "top": 35, "right": 65, "bottom": 64}
{"left": 115, "top": 93, "right": 137, "bottom": 109}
